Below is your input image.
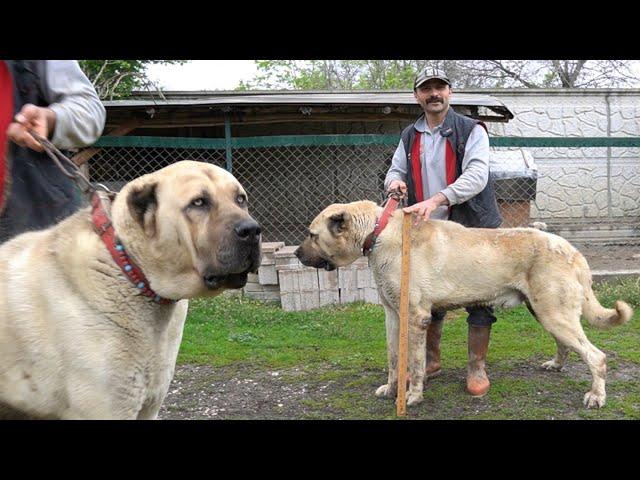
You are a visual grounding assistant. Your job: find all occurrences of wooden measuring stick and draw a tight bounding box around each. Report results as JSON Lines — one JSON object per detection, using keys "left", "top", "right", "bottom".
{"left": 396, "top": 211, "right": 412, "bottom": 416}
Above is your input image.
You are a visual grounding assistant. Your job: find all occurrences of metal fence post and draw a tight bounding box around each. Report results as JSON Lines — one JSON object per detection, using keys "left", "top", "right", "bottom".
{"left": 605, "top": 93, "right": 612, "bottom": 219}
{"left": 225, "top": 113, "right": 233, "bottom": 173}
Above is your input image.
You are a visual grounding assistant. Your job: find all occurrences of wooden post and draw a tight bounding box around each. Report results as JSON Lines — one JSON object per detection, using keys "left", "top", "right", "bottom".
{"left": 397, "top": 211, "right": 412, "bottom": 416}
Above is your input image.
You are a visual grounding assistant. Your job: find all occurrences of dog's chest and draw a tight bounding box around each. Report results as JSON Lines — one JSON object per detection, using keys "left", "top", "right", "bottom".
{"left": 147, "top": 309, "right": 186, "bottom": 396}
{"left": 112, "top": 302, "right": 188, "bottom": 416}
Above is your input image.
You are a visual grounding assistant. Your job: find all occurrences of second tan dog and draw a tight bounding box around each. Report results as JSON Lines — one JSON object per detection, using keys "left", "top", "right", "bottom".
{"left": 295, "top": 200, "right": 633, "bottom": 409}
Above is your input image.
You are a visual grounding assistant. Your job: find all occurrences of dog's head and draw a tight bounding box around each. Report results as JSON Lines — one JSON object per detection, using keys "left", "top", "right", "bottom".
{"left": 112, "top": 161, "right": 261, "bottom": 299}
{"left": 295, "top": 201, "right": 377, "bottom": 271}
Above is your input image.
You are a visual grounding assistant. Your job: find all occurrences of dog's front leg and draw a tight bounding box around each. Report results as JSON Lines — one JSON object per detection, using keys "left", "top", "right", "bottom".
{"left": 375, "top": 303, "right": 400, "bottom": 399}
{"left": 406, "top": 312, "right": 428, "bottom": 407}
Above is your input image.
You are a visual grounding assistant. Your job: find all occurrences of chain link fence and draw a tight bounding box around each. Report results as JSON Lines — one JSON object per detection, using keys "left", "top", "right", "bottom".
{"left": 87, "top": 136, "right": 640, "bottom": 246}
{"left": 89, "top": 146, "right": 227, "bottom": 192}
{"left": 89, "top": 141, "right": 392, "bottom": 245}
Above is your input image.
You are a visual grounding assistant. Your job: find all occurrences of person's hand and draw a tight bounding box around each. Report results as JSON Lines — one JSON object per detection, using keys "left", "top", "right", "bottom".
{"left": 387, "top": 180, "right": 407, "bottom": 195}
{"left": 6, "top": 104, "right": 56, "bottom": 152}
{"left": 402, "top": 193, "right": 449, "bottom": 225}
{"left": 403, "top": 199, "right": 438, "bottom": 224}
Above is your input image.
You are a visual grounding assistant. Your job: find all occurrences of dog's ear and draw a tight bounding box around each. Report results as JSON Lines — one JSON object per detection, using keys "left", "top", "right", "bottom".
{"left": 127, "top": 182, "right": 157, "bottom": 236}
{"left": 328, "top": 211, "right": 350, "bottom": 235}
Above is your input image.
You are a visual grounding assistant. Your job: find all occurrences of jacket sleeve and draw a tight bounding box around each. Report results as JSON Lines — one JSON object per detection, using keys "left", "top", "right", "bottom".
{"left": 42, "top": 60, "right": 106, "bottom": 149}
{"left": 440, "top": 125, "right": 490, "bottom": 205}
{"left": 384, "top": 138, "right": 408, "bottom": 191}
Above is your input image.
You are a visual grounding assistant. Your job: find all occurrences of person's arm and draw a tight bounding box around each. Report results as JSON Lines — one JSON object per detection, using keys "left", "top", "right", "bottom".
{"left": 439, "top": 125, "right": 490, "bottom": 206}
{"left": 384, "top": 139, "right": 408, "bottom": 192}
{"left": 44, "top": 60, "right": 106, "bottom": 149}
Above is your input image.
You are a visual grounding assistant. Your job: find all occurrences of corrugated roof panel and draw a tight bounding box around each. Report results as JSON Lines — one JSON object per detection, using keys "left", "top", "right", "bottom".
{"left": 102, "top": 90, "right": 513, "bottom": 119}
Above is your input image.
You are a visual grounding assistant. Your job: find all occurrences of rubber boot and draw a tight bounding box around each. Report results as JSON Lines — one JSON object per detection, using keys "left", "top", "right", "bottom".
{"left": 467, "top": 324, "right": 491, "bottom": 397}
{"left": 426, "top": 317, "right": 444, "bottom": 379}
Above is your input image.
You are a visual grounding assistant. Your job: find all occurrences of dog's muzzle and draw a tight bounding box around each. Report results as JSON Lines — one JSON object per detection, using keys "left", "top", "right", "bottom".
{"left": 203, "top": 271, "right": 250, "bottom": 290}
{"left": 294, "top": 247, "right": 336, "bottom": 271}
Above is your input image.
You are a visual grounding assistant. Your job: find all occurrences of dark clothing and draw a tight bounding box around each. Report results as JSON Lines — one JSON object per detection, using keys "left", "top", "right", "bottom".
{"left": 400, "top": 108, "right": 502, "bottom": 228}
{"left": 432, "top": 306, "right": 497, "bottom": 327}
{"left": 0, "top": 60, "right": 103, "bottom": 243}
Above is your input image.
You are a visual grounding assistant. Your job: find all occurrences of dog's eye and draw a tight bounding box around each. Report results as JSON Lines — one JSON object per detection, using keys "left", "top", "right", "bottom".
{"left": 190, "top": 197, "right": 208, "bottom": 208}
{"left": 236, "top": 195, "right": 247, "bottom": 206}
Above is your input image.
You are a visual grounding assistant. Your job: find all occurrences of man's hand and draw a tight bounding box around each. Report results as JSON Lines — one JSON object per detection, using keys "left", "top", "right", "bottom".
{"left": 387, "top": 180, "right": 407, "bottom": 195}
{"left": 402, "top": 192, "right": 449, "bottom": 225}
{"left": 6, "top": 104, "right": 56, "bottom": 152}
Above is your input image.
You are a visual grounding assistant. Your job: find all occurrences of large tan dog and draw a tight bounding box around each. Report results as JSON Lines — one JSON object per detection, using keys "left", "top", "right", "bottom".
{"left": 0, "top": 161, "right": 261, "bottom": 419}
{"left": 295, "top": 200, "right": 633, "bottom": 409}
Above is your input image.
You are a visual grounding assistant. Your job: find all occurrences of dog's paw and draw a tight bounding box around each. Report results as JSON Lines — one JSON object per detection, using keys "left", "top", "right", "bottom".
{"left": 375, "top": 384, "right": 397, "bottom": 398}
{"left": 541, "top": 360, "right": 564, "bottom": 372}
{"left": 583, "top": 391, "right": 606, "bottom": 409}
{"left": 406, "top": 391, "right": 424, "bottom": 407}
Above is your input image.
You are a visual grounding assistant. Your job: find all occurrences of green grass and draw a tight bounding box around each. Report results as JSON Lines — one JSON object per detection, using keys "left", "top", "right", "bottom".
{"left": 179, "top": 297, "right": 387, "bottom": 368}
{"left": 176, "top": 279, "right": 640, "bottom": 419}
{"left": 180, "top": 278, "right": 640, "bottom": 368}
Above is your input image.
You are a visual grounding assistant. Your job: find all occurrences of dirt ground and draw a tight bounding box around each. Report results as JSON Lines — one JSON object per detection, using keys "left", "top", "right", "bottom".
{"left": 578, "top": 244, "right": 640, "bottom": 272}
{"left": 158, "top": 243, "right": 640, "bottom": 420}
{"left": 158, "top": 356, "right": 640, "bottom": 420}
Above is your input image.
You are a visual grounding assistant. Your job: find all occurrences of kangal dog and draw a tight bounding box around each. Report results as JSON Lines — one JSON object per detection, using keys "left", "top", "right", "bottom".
{"left": 295, "top": 200, "right": 633, "bottom": 408}
{"left": 0, "top": 161, "right": 261, "bottom": 419}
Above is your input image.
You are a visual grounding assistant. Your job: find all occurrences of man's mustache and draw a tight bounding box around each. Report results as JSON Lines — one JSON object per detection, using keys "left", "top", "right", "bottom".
{"left": 427, "top": 97, "right": 443, "bottom": 104}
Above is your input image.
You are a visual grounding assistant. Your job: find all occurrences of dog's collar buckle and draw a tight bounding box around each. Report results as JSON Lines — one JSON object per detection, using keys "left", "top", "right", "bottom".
{"left": 94, "top": 219, "right": 112, "bottom": 237}
{"left": 362, "top": 232, "right": 377, "bottom": 256}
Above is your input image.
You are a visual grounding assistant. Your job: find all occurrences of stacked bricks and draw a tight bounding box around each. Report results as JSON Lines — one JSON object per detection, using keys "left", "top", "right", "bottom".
{"left": 243, "top": 242, "right": 382, "bottom": 311}
{"left": 275, "top": 246, "right": 321, "bottom": 311}
{"left": 274, "top": 247, "right": 380, "bottom": 312}
{"left": 337, "top": 256, "right": 380, "bottom": 305}
{"left": 242, "top": 242, "right": 284, "bottom": 303}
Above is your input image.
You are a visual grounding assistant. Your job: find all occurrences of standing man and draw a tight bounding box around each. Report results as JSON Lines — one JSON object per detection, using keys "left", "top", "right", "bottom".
{"left": 384, "top": 68, "right": 502, "bottom": 397}
{"left": 1, "top": 60, "right": 106, "bottom": 243}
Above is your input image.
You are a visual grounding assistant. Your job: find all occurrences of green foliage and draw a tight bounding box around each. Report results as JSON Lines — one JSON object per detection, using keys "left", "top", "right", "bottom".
{"left": 237, "top": 60, "right": 640, "bottom": 90}
{"left": 238, "top": 60, "right": 423, "bottom": 91}
{"left": 78, "top": 60, "right": 185, "bottom": 99}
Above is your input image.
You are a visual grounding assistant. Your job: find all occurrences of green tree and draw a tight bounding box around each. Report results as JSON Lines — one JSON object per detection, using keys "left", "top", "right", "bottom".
{"left": 78, "top": 60, "right": 186, "bottom": 100}
{"left": 238, "top": 60, "right": 640, "bottom": 90}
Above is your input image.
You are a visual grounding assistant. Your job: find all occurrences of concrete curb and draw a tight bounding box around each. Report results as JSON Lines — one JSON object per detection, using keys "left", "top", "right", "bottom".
{"left": 591, "top": 270, "right": 640, "bottom": 283}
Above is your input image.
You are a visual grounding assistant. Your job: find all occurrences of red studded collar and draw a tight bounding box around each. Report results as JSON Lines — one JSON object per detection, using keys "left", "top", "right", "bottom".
{"left": 91, "top": 191, "right": 175, "bottom": 305}
{"left": 362, "top": 194, "right": 404, "bottom": 256}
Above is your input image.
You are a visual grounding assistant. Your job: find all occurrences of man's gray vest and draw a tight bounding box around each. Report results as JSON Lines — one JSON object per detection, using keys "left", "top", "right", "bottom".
{"left": 0, "top": 60, "right": 81, "bottom": 243}
{"left": 400, "top": 107, "right": 502, "bottom": 228}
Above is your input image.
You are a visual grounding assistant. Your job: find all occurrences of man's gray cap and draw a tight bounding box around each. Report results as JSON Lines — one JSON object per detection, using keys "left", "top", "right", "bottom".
{"left": 414, "top": 68, "right": 451, "bottom": 89}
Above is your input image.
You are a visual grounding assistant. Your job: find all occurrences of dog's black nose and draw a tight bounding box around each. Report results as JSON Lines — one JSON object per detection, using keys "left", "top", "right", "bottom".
{"left": 294, "top": 247, "right": 301, "bottom": 259}
{"left": 234, "top": 219, "right": 261, "bottom": 242}
{"left": 203, "top": 273, "right": 221, "bottom": 289}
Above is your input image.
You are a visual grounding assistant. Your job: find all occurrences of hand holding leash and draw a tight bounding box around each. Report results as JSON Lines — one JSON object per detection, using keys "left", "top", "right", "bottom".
{"left": 7, "top": 104, "right": 55, "bottom": 153}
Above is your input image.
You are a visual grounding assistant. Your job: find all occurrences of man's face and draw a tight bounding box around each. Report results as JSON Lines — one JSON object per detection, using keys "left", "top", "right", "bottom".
{"left": 414, "top": 79, "right": 451, "bottom": 115}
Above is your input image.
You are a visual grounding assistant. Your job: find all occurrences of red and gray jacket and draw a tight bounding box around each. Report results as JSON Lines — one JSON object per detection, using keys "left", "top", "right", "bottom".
{"left": 400, "top": 107, "right": 502, "bottom": 228}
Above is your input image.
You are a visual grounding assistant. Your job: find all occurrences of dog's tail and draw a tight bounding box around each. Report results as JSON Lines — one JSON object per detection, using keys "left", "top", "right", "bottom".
{"left": 576, "top": 254, "right": 634, "bottom": 329}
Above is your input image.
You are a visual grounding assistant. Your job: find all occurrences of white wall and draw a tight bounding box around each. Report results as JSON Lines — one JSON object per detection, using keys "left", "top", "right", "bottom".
{"left": 466, "top": 89, "right": 640, "bottom": 232}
